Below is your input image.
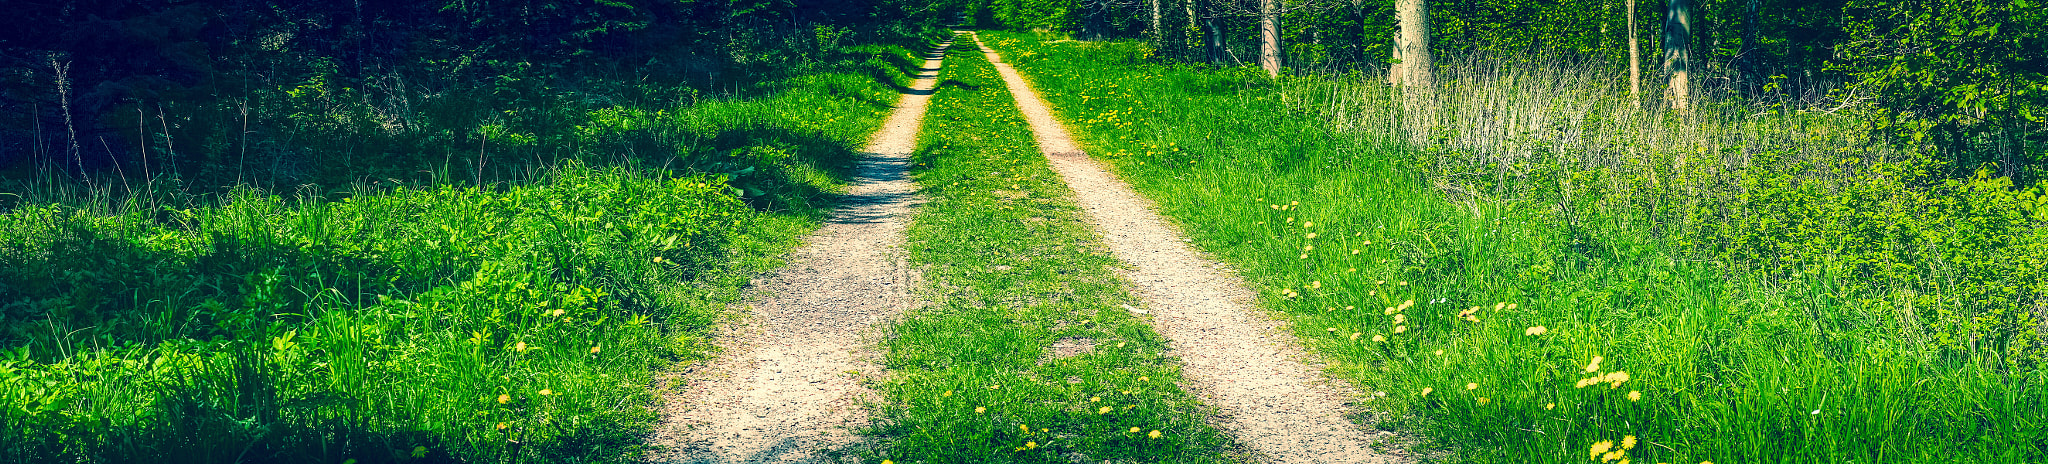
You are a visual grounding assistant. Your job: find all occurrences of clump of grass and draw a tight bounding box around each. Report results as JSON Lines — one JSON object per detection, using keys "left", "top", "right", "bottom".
{"left": 0, "top": 41, "right": 934, "bottom": 462}
{"left": 864, "top": 33, "right": 1231, "bottom": 463}
{"left": 981, "top": 31, "right": 2047, "bottom": 464}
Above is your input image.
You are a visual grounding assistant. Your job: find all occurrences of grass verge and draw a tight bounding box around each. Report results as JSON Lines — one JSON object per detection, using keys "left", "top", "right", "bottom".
{"left": 0, "top": 41, "right": 934, "bottom": 463}
{"left": 978, "top": 30, "right": 2048, "bottom": 464}
{"left": 863, "top": 33, "right": 1233, "bottom": 463}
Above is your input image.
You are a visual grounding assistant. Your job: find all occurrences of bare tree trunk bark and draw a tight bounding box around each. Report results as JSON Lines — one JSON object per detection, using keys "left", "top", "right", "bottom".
{"left": 1664, "top": 0, "right": 1692, "bottom": 112}
{"left": 1150, "top": 0, "right": 1164, "bottom": 49}
{"left": 1260, "top": 0, "right": 1280, "bottom": 77}
{"left": 1393, "top": 0, "right": 1432, "bottom": 88}
{"left": 1628, "top": 0, "right": 1642, "bottom": 108}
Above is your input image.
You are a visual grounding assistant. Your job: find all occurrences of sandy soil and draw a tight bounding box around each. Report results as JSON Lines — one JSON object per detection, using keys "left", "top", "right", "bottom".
{"left": 968, "top": 33, "right": 1403, "bottom": 464}
{"left": 646, "top": 39, "right": 951, "bottom": 464}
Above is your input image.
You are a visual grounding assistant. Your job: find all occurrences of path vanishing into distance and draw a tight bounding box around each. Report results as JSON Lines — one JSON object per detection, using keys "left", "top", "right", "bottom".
{"left": 651, "top": 39, "right": 950, "bottom": 463}
{"left": 653, "top": 33, "right": 1397, "bottom": 463}
{"left": 969, "top": 33, "right": 1398, "bottom": 464}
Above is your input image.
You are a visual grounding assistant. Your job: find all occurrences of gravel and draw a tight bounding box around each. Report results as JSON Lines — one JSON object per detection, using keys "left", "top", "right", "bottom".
{"left": 647, "top": 39, "right": 951, "bottom": 464}
{"left": 970, "top": 33, "right": 1402, "bottom": 464}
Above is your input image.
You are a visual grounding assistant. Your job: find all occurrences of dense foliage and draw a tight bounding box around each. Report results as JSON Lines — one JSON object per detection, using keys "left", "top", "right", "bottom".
{"left": 958, "top": 0, "right": 2044, "bottom": 178}
{"left": 1, "top": 0, "right": 944, "bottom": 190}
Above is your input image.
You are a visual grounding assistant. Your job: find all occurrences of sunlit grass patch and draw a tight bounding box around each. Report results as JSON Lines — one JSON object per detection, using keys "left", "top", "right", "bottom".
{"left": 980, "top": 30, "right": 2048, "bottom": 464}
{"left": 864, "top": 32, "right": 1231, "bottom": 464}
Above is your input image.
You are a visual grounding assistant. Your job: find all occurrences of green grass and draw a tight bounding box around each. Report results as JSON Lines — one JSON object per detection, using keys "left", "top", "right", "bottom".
{"left": 862, "top": 33, "right": 1233, "bottom": 463}
{"left": 977, "top": 30, "right": 2048, "bottom": 464}
{"left": 0, "top": 41, "right": 936, "bottom": 463}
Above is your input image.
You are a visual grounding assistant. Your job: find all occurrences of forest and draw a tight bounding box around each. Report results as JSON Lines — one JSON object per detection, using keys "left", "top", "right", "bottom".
{"left": 0, "top": 0, "right": 2042, "bottom": 463}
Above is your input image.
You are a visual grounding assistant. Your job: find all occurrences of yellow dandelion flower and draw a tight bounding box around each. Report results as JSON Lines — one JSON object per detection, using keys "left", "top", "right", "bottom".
{"left": 538, "top": 389, "right": 553, "bottom": 396}
{"left": 944, "top": 390, "right": 954, "bottom": 397}
{"left": 1326, "top": 327, "right": 1339, "bottom": 333}
{"left": 1398, "top": 299, "right": 1415, "bottom": 310}
{"left": 1584, "top": 356, "right": 1605, "bottom": 373}
{"left": 1466, "top": 383, "right": 1479, "bottom": 390}
{"left": 1602, "top": 450, "right": 1626, "bottom": 463}
{"left": 1020, "top": 424, "right": 1031, "bottom": 433}
{"left": 1148, "top": 430, "right": 1162, "bottom": 439}
{"left": 514, "top": 341, "right": 529, "bottom": 352}
{"left": 1622, "top": 435, "right": 1638, "bottom": 450}
{"left": 1394, "top": 325, "right": 1408, "bottom": 334}
{"left": 1494, "top": 302, "right": 1507, "bottom": 310}
{"left": 1393, "top": 314, "right": 1408, "bottom": 324}
{"left": 590, "top": 345, "right": 601, "bottom": 354}
{"left": 1098, "top": 406, "right": 1113, "bottom": 414}
{"left": 1507, "top": 303, "right": 1519, "bottom": 310}
{"left": 1089, "top": 396, "right": 1099, "bottom": 402}
{"left": 1026, "top": 441, "right": 1038, "bottom": 449}
{"left": 1545, "top": 402, "right": 1556, "bottom": 410}
{"left": 1628, "top": 391, "right": 1642, "bottom": 401}
{"left": 1137, "top": 376, "right": 1149, "bottom": 382}
{"left": 1383, "top": 307, "right": 1398, "bottom": 315}
{"left": 976, "top": 407, "right": 987, "bottom": 413}
{"left": 1129, "top": 427, "right": 1142, "bottom": 433}
{"left": 1306, "top": 232, "right": 1318, "bottom": 239}
{"left": 1606, "top": 371, "right": 1632, "bottom": 387}
{"left": 1299, "top": 254, "right": 1309, "bottom": 259}
{"left": 1349, "top": 332, "right": 1362, "bottom": 340}
{"left": 883, "top": 461, "right": 894, "bottom": 464}
{"left": 1525, "top": 326, "right": 1548, "bottom": 336}
{"left": 497, "top": 394, "right": 510, "bottom": 404}
{"left": 1589, "top": 440, "right": 1614, "bottom": 460}
{"left": 1420, "top": 387, "right": 1433, "bottom": 396}
{"left": 1371, "top": 334, "right": 1387, "bottom": 342}
{"left": 495, "top": 422, "right": 508, "bottom": 430}
{"left": 1303, "top": 221, "right": 1314, "bottom": 227}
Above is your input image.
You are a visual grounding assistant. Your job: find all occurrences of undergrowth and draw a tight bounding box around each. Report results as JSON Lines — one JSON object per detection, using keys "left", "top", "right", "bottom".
{"left": 866, "top": 33, "right": 1232, "bottom": 463}
{"left": 981, "top": 30, "right": 2048, "bottom": 464}
{"left": 0, "top": 40, "right": 935, "bottom": 463}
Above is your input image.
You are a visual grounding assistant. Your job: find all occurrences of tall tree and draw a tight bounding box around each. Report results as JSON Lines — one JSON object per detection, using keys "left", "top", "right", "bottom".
{"left": 1739, "top": 0, "right": 1759, "bottom": 89}
{"left": 1204, "top": 0, "right": 1224, "bottom": 63}
{"left": 1664, "top": 0, "right": 1693, "bottom": 112}
{"left": 1390, "top": 0, "right": 1432, "bottom": 87}
{"left": 1150, "top": 0, "right": 1165, "bottom": 47}
{"left": 1628, "top": 0, "right": 1642, "bottom": 108}
{"left": 1260, "top": 0, "right": 1281, "bottom": 77}
{"left": 1185, "top": 0, "right": 1201, "bottom": 61}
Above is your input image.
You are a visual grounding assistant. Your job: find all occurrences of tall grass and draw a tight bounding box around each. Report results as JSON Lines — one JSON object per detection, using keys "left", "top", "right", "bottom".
{"left": 0, "top": 40, "right": 936, "bottom": 463}
{"left": 980, "top": 31, "right": 2048, "bottom": 463}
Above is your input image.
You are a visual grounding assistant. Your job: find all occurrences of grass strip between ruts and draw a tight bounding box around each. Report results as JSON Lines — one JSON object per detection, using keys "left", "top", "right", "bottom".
{"left": 861, "top": 32, "right": 1233, "bottom": 463}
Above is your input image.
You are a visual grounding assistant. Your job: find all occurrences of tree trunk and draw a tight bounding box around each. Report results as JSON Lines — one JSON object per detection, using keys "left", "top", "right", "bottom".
{"left": 1150, "top": 0, "right": 1164, "bottom": 49}
{"left": 1740, "top": 0, "right": 1759, "bottom": 90}
{"left": 1204, "top": 1, "right": 1224, "bottom": 63}
{"left": 1260, "top": 0, "right": 1279, "bottom": 77}
{"left": 1392, "top": 0, "right": 1432, "bottom": 88}
{"left": 1185, "top": 0, "right": 1200, "bottom": 61}
{"left": 1627, "top": 0, "right": 1641, "bottom": 108}
{"left": 1664, "top": 0, "right": 1692, "bottom": 112}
